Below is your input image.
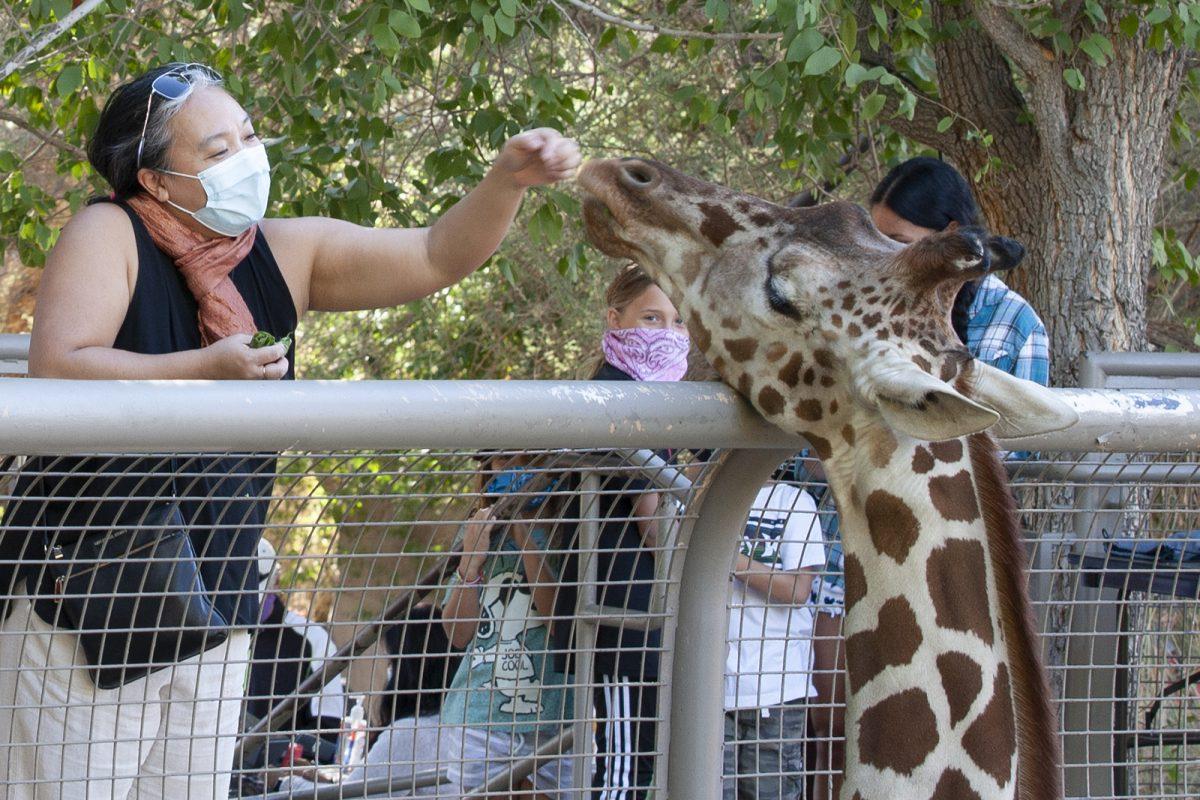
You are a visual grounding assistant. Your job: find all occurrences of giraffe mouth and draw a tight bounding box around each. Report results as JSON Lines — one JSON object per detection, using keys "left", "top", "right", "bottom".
{"left": 582, "top": 194, "right": 640, "bottom": 260}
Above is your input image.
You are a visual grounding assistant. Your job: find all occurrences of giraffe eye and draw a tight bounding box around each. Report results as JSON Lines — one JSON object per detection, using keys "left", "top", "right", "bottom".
{"left": 765, "top": 277, "right": 802, "bottom": 320}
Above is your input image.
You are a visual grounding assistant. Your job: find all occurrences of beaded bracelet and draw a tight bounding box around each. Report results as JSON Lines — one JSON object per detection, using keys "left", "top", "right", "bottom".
{"left": 456, "top": 567, "right": 484, "bottom": 586}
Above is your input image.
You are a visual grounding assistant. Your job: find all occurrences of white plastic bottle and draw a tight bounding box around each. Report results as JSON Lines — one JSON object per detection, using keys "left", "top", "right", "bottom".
{"left": 338, "top": 695, "right": 368, "bottom": 769}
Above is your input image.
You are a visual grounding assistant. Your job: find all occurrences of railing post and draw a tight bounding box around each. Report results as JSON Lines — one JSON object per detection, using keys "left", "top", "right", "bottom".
{"left": 664, "top": 447, "right": 796, "bottom": 799}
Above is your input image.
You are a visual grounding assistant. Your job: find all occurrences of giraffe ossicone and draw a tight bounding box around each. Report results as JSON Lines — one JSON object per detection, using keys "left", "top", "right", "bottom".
{"left": 579, "top": 157, "right": 1076, "bottom": 800}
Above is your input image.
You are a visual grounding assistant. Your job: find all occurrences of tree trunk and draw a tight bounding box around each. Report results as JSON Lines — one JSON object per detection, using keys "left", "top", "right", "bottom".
{"left": 924, "top": 8, "right": 1188, "bottom": 386}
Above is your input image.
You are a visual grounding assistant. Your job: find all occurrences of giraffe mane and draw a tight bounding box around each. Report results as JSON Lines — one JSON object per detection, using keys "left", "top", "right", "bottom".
{"left": 967, "top": 431, "right": 1063, "bottom": 800}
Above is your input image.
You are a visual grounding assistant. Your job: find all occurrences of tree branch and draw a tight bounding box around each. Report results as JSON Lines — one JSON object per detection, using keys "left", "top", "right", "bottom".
{"left": 0, "top": 0, "right": 108, "bottom": 83}
{"left": 970, "top": 1, "right": 1069, "bottom": 161}
{"left": 972, "top": 1, "right": 1055, "bottom": 82}
{"left": 559, "top": 0, "right": 783, "bottom": 42}
{"left": 0, "top": 109, "right": 87, "bottom": 159}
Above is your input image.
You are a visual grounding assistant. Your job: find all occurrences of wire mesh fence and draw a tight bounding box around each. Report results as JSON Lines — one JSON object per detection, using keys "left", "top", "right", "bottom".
{"left": 0, "top": 379, "right": 1197, "bottom": 800}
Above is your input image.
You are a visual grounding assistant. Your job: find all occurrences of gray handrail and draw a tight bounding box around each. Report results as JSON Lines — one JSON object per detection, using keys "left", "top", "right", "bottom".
{"left": 0, "top": 377, "right": 1197, "bottom": 452}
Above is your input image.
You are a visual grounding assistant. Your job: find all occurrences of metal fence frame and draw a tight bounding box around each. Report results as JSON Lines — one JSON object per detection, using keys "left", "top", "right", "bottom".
{"left": 1, "top": 352, "right": 1199, "bottom": 798}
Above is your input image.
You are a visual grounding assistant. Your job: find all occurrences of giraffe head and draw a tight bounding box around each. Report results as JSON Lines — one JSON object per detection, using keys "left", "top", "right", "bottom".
{"left": 579, "top": 157, "right": 1075, "bottom": 457}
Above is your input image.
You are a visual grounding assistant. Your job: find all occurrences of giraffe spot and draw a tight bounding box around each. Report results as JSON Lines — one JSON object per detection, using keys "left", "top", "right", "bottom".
{"left": 846, "top": 596, "right": 923, "bottom": 692}
{"left": 892, "top": 322, "right": 906, "bottom": 337}
{"left": 724, "top": 337, "right": 758, "bottom": 363}
{"left": 836, "top": 280, "right": 852, "bottom": 289}
{"left": 841, "top": 424, "right": 855, "bottom": 446}
{"left": 796, "top": 399, "right": 823, "bottom": 422}
{"left": 841, "top": 294, "right": 857, "bottom": 311}
{"left": 912, "top": 354, "right": 932, "bottom": 372}
{"left": 858, "top": 688, "right": 940, "bottom": 777}
{"left": 819, "top": 375, "right": 835, "bottom": 388}
{"left": 929, "top": 470, "right": 981, "bottom": 522}
{"left": 698, "top": 202, "right": 743, "bottom": 246}
{"left": 750, "top": 212, "right": 773, "bottom": 226}
{"left": 912, "top": 446, "right": 935, "bottom": 474}
{"left": 681, "top": 253, "right": 704, "bottom": 284}
{"left": 875, "top": 328, "right": 888, "bottom": 340}
{"left": 802, "top": 367, "right": 816, "bottom": 386}
{"left": 847, "top": 322, "right": 862, "bottom": 338}
{"left": 936, "top": 651, "right": 984, "bottom": 727}
{"left": 778, "top": 352, "right": 805, "bottom": 387}
{"left": 869, "top": 428, "right": 898, "bottom": 468}
{"left": 803, "top": 432, "right": 832, "bottom": 461}
{"left": 721, "top": 316, "right": 742, "bottom": 332}
{"left": 758, "top": 385, "right": 785, "bottom": 416}
{"left": 691, "top": 317, "right": 712, "bottom": 351}
{"left": 735, "top": 200, "right": 751, "bottom": 213}
{"left": 962, "top": 665, "right": 1016, "bottom": 787}
{"left": 892, "top": 299, "right": 907, "bottom": 315}
{"left": 821, "top": 298, "right": 834, "bottom": 309}
{"left": 736, "top": 372, "right": 752, "bottom": 397}
{"left": 939, "top": 359, "right": 958, "bottom": 382}
{"left": 764, "top": 342, "right": 788, "bottom": 362}
{"left": 865, "top": 490, "right": 920, "bottom": 563}
{"left": 926, "top": 539, "right": 994, "bottom": 645}
{"left": 829, "top": 399, "right": 838, "bottom": 415}
{"left": 833, "top": 313, "right": 846, "bottom": 328}
{"left": 920, "top": 338, "right": 940, "bottom": 355}
{"left": 711, "top": 355, "right": 727, "bottom": 374}
{"left": 930, "top": 769, "right": 981, "bottom": 800}
{"left": 930, "top": 440, "right": 963, "bottom": 463}
{"left": 844, "top": 553, "right": 866, "bottom": 611}
{"left": 813, "top": 349, "right": 834, "bottom": 368}
{"left": 862, "top": 311, "right": 882, "bottom": 328}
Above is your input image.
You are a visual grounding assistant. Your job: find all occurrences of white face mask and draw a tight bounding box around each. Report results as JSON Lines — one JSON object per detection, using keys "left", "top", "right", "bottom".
{"left": 159, "top": 143, "right": 271, "bottom": 236}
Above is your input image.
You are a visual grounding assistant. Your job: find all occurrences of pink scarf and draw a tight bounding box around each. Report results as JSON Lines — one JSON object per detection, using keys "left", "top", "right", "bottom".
{"left": 126, "top": 194, "right": 258, "bottom": 346}
{"left": 602, "top": 327, "right": 690, "bottom": 382}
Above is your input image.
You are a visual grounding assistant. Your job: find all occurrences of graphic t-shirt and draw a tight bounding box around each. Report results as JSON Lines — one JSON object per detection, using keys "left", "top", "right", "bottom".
{"left": 725, "top": 483, "right": 824, "bottom": 710}
{"left": 440, "top": 526, "right": 572, "bottom": 735}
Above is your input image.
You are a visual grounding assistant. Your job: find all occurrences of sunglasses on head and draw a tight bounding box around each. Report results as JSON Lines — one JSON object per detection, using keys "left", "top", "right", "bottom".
{"left": 135, "top": 63, "right": 223, "bottom": 170}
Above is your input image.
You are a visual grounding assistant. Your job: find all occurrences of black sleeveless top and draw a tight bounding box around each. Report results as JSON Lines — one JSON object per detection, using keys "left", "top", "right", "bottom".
{"left": 1, "top": 199, "right": 297, "bottom": 628}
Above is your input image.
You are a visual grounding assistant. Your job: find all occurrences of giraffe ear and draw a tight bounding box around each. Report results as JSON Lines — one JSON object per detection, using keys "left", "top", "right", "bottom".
{"left": 966, "top": 361, "right": 1078, "bottom": 438}
{"left": 861, "top": 359, "right": 1001, "bottom": 441}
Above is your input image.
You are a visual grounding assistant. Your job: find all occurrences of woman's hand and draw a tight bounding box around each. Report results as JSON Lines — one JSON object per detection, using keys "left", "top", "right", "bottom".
{"left": 491, "top": 128, "right": 581, "bottom": 189}
{"left": 203, "top": 333, "right": 288, "bottom": 379}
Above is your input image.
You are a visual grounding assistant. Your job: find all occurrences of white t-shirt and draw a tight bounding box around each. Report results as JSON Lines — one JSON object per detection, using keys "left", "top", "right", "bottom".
{"left": 724, "top": 483, "right": 824, "bottom": 710}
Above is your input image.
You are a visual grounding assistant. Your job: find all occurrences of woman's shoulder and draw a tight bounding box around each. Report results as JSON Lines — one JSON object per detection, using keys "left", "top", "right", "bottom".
{"left": 50, "top": 200, "right": 137, "bottom": 273}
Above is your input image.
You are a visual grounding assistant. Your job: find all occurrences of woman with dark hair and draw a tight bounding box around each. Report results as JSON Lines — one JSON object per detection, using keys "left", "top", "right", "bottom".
{"left": 868, "top": 156, "right": 1050, "bottom": 385}
{"left": 0, "top": 62, "right": 577, "bottom": 800}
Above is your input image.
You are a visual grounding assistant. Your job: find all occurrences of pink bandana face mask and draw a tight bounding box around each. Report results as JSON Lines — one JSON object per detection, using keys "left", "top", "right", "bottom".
{"left": 602, "top": 327, "right": 690, "bottom": 382}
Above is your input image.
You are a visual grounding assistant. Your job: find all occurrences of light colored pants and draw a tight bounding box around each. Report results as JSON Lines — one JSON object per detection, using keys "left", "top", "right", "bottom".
{"left": 446, "top": 725, "right": 574, "bottom": 795}
{"left": 0, "top": 592, "right": 250, "bottom": 800}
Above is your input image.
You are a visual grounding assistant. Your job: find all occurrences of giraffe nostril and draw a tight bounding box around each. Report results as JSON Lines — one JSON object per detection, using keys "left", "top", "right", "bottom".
{"left": 618, "top": 161, "right": 658, "bottom": 191}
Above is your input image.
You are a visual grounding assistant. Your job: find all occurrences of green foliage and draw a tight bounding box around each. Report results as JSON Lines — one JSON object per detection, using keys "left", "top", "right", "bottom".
{"left": 3, "top": 0, "right": 1199, "bottom": 366}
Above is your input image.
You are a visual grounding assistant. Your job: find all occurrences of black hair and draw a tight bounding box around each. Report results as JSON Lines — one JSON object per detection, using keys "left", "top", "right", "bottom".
{"left": 871, "top": 156, "right": 981, "bottom": 345}
{"left": 87, "top": 63, "right": 224, "bottom": 200}
{"left": 379, "top": 604, "right": 462, "bottom": 723}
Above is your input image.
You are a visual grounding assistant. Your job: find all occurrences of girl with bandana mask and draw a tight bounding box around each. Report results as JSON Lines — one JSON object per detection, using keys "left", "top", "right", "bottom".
{"left": 559, "top": 264, "right": 688, "bottom": 799}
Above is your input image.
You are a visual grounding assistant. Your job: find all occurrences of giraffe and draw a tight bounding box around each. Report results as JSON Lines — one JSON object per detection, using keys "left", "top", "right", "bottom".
{"left": 577, "top": 157, "right": 1077, "bottom": 800}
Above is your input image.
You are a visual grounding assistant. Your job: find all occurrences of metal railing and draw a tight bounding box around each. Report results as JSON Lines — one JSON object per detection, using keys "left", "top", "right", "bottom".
{"left": 0, "top": 368, "right": 1197, "bottom": 799}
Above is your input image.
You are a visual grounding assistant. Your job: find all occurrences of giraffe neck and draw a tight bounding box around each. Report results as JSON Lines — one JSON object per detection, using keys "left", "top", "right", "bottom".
{"left": 825, "top": 430, "right": 1019, "bottom": 800}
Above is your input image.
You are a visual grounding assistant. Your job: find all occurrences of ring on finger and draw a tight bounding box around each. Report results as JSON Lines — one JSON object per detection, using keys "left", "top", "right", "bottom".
{"left": 261, "top": 364, "right": 266, "bottom": 380}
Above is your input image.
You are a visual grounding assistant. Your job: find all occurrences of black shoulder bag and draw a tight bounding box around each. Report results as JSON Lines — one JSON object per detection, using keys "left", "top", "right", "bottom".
{"left": 38, "top": 501, "right": 230, "bottom": 689}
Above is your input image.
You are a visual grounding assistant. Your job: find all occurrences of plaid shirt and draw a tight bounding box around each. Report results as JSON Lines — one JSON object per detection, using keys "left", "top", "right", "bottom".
{"left": 965, "top": 275, "right": 1051, "bottom": 386}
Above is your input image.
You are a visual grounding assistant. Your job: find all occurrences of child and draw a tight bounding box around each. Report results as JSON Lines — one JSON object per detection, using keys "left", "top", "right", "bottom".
{"left": 724, "top": 466, "right": 825, "bottom": 800}
{"left": 439, "top": 453, "right": 573, "bottom": 799}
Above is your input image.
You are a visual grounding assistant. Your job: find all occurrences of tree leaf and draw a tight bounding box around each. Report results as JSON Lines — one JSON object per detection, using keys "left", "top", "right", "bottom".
{"left": 936, "top": 115, "right": 953, "bottom": 133}
{"left": 55, "top": 64, "right": 83, "bottom": 99}
{"left": 861, "top": 91, "right": 886, "bottom": 120}
{"left": 1063, "top": 67, "right": 1085, "bottom": 91}
{"left": 802, "top": 45, "right": 842, "bottom": 77}
{"left": 388, "top": 10, "right": 422, "bottom": 38}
